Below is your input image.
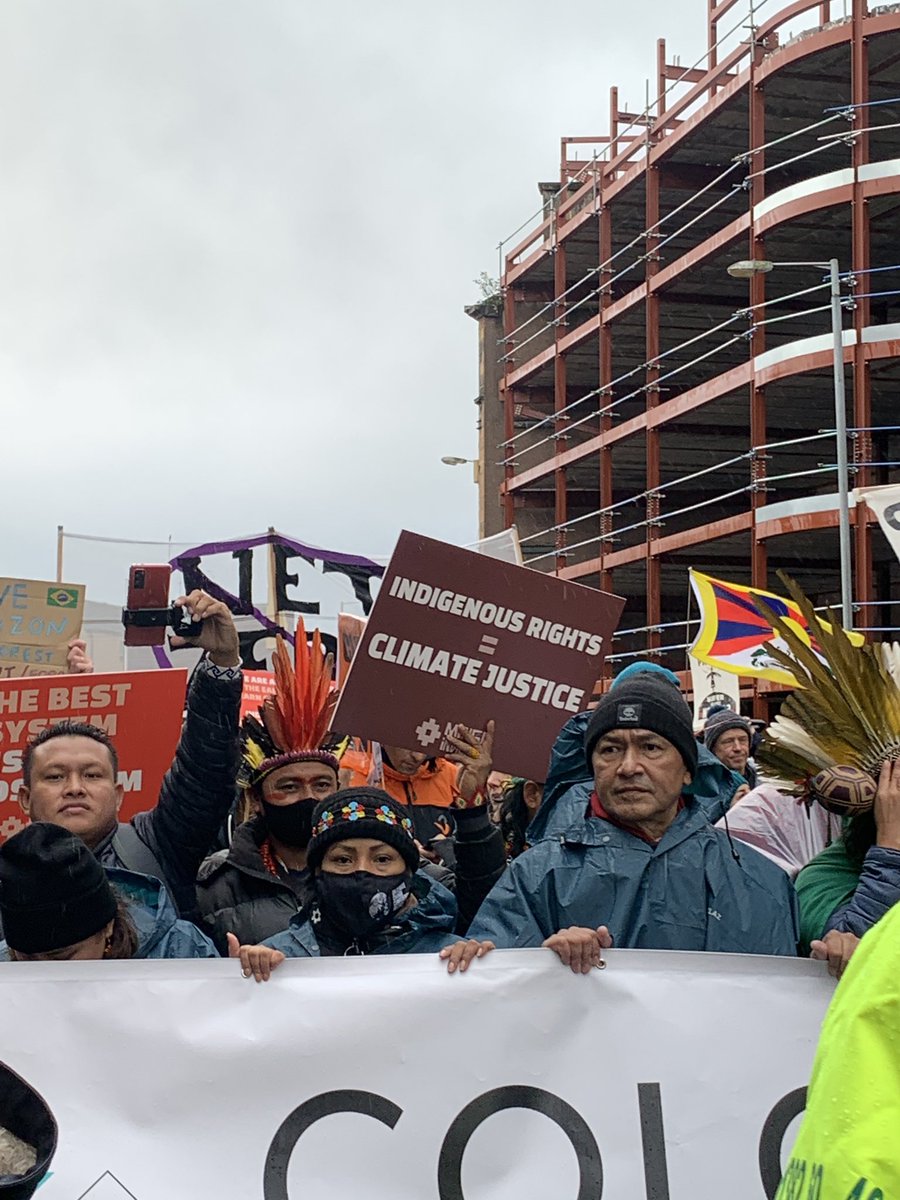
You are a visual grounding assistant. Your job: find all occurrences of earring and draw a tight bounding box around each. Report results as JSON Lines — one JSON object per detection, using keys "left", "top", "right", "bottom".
{"left": 103, "top": 934, "right": 113, "bottom": 959}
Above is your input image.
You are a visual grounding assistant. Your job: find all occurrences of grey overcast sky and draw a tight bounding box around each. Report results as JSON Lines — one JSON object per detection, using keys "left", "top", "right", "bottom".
{"left": 0, "top": 0, "right": 705, "bottom": 591}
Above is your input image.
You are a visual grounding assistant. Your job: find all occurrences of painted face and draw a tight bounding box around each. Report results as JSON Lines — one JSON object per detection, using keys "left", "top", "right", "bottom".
{"left": 591, "top": 728, "right": 691, "bottom": 839}
{"left": 261, "top": 761, "right": 338, "bottom": 807}
{"left": 20, "top": 736, "right": 122, "bottom": 848}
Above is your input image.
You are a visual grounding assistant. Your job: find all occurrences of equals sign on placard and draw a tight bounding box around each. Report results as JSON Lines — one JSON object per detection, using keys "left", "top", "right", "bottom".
{"left": 478, "top": 634, "right": 499, "bottom": 656}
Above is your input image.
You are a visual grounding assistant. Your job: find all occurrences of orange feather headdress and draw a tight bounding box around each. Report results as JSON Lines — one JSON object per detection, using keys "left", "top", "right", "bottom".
{"left": 239, "top": 620, "right": 341, "bottom": 790}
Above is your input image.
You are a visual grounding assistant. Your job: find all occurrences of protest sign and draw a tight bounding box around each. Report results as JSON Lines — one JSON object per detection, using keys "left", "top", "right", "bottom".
{"left": 240, "top": 669, "right": 277, "bottom": 720}
{"left": 0, "top": 949, "right": 831, "bottom": 1199}
{"left": 332, "top": 531, "right": 624, "bottom": 779}
{"left": 0, "top": 669, "right": 186, "bottom": 843}
{"left": 0, "top": 577, "right": 85, "bottom": 678}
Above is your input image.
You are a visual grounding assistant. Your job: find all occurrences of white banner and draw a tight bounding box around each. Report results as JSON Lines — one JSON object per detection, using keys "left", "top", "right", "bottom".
{"left": 0, "top": 950, "right": 832, "bottom": 1199}
{"left": 858, "top": 482, "right": 900, "bottom": 564}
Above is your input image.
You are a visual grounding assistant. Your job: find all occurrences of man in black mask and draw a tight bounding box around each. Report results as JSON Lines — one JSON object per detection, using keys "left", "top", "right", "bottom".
{"left": 196, "top": 627, "right": 342, "bottom": 951}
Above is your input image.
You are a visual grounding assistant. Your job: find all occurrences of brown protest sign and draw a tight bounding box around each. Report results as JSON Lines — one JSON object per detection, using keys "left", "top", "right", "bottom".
{"left": 0, "top": 578, "right": 85, "bottom": 679}
{"left": 332, "top": 531, "right": 624, "bottom": 781}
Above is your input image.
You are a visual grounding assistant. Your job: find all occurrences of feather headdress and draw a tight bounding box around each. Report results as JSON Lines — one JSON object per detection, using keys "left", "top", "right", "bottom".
{"left": 239, "top": 619, "right": 342, "bottom": 790}
{"left": 755, "top": 572, "right": 900, "bottom": 791}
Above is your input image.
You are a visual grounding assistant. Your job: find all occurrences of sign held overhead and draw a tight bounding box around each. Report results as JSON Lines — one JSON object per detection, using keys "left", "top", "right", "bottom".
{"left": 332, "top": 531, "right": 624, "bottom": 779}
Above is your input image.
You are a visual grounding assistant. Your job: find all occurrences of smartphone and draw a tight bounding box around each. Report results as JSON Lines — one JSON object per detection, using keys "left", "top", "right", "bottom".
{"left": 124, "top": 565, "right": 172, "bottom": 647}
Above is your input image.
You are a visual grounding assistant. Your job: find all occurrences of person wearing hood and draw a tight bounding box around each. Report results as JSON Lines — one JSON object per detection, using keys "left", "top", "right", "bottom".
{"left": 0, "top": 824, "right": 217, "bottom": 961}
{"left": 527, "top": 662, "right": 745, "bottom": 845}
{"left": 0, "top": 1061, "right": 57, "bottom": 1199}
{"left": 230, "top": 789, "right": 493, "bottom": 979}
{"left": 467, "top": 675, "right": 799, "bottom": 971}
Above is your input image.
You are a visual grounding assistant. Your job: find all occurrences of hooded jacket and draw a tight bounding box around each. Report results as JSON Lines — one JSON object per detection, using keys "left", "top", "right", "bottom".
{"left": 92, "top": 660, "right": 242, "bottom": 920}
{"left": 195, "top": 815, "right": 310, "bottom": 953}
{"left": 468, "top": 799, "right": 799, "bottom": 955}
{"left": 0, "top": 868, "right": 218, "bottom": 961}
{"left": 262, "top": 872, "right": 459, "bottom": 957}
{"left": 527, "top": 711, "right": 743, "bottom": 844}
{"left": 0, "top": 1062, "right": 56, "bottom": 1199}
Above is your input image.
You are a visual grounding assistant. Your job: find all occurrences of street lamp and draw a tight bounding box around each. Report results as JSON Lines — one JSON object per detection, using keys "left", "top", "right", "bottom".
{"left": 440, "top": 456, "right": 473, "bottom": 466}
{"left": 727, "top": 256, "right": 853, "bottom": 629}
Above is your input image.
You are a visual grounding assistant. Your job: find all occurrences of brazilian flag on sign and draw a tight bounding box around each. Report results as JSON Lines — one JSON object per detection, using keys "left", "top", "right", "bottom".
{"left": 47, "top": 587, "right": 79, "bottom": 608}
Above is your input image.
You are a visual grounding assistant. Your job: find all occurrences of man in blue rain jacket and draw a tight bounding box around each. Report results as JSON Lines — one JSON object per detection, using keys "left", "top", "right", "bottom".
{"left": 468, "top": 673, "right": 798, "bottom": 969}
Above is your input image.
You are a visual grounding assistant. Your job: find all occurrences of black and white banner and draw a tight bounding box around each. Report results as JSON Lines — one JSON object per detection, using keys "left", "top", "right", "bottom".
{"left": 0, "top": 950, "right": 833, "bottom": 1198}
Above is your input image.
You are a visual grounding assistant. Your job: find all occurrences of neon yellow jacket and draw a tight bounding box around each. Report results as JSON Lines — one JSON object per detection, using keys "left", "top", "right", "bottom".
{"left": 777, "top": 901, "right": 900, "bottom": 1199}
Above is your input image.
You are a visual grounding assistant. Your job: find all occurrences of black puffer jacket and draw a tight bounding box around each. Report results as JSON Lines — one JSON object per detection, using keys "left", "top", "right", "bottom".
{"left": 195, "top": 816, "right": 310, "bottom": 952}
{"left": 92, "top": 660, "right": 242, "bottom": 920}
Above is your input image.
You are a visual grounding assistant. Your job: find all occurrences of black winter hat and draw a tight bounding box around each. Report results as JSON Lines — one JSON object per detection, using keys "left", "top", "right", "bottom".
{"left": 584, "top": 675, "right": 698, "bottom": 776}
{"left": 0, "top": 1061, "right": 57, "bottom": 1198}
{"left": 306, "top": 788, "right": 419, "bottom": 875}
{"left": 0, "top": 824, "right": 117, "bottom": 955}
{"left": 704, "top": 708, "right": 752, "bottom": 752}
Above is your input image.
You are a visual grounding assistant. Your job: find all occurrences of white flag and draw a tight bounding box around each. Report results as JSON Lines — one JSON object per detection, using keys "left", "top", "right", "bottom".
{"left": 689, "top": 653, "right": 741, "bottom": 728}
{"left": 858, "top": 483, "right": 900, "bottom": 564}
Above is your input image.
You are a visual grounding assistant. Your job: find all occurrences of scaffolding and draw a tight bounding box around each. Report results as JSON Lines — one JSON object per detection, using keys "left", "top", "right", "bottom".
{"left": 489, "top": 0, "right": 900, "bottom": 715}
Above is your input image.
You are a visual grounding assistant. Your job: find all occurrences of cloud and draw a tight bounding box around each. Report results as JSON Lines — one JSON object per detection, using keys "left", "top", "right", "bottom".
{"left": 0, "top": 0, "right": 703, "bottom": 597}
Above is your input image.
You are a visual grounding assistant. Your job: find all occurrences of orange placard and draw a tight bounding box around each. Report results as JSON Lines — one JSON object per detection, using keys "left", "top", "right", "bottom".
{"left": 240, "top": 669, "right": 276, "bottom": 720}
{"left": 0, "top": 669, "right": 187, "bottom": 843}
{"left": 337, "top": 614, "right": 367, "bottom": 686}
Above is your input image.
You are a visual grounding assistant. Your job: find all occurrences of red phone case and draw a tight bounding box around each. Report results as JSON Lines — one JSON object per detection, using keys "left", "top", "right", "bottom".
{"left": 125, "top": 564, "right": 172, "bottom": 647}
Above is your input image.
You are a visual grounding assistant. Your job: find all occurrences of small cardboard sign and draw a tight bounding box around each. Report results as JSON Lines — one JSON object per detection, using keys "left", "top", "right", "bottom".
{"left": 0, "top": 669, "right": 187, "bottom": 843}
{"left": 0, "top": 577, "right": 85, "bottom": 678}
{"left": 337, "top": 613, "right": 367, "bottom": 686}
{"left": 332, "top": 531, "right": 624, "bottom": 780}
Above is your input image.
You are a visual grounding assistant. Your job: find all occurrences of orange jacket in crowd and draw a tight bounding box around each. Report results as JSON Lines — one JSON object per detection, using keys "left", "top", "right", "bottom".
{"left": 342, "top": 749, "right": 457, "bottom": 845}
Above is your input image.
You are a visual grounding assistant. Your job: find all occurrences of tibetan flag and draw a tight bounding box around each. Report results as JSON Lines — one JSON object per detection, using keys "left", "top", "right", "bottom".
{"left": 689, "top": 570, "right": 864, "bottom": 687}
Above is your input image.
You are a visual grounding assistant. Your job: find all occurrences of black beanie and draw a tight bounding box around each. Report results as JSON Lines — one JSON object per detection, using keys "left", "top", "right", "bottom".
{"left": 584, "top": 675, "right": 698, "bottom": 776}
{"left": 0, "top": 1062, "right": 57, "bottom": 1198}
{"left": 306, "top": 788, "right": 419, "bottom": 875}
{"left": 0, "top": 824, "right": 117, "bottom": 955}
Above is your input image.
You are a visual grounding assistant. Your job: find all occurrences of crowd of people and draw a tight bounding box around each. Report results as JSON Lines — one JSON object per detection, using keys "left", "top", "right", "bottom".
{"left": 1, "top": 586, "right": 899, "bottom": 1191}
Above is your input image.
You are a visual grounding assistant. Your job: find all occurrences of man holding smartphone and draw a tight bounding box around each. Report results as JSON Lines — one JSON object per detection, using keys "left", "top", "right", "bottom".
{"left": 18, "top": 590, "right": 241, "bottom": 920}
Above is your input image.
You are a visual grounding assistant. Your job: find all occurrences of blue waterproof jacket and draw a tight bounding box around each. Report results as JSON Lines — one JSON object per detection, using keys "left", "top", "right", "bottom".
{"left": 0, "top": 867, "right": 218, "bottom": 961}
{"left": 263, "top": 872, "right": 459, "bottom": 957}
{"left": 528, "top": 712, "right": 743, "bottom": 843}
{"left": 469, "top": 799, "right": 799, "bottom": 955}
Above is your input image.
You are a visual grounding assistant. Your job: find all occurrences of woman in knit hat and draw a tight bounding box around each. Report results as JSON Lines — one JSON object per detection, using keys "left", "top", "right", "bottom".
{"left": 0, "top": 824, "right": 218, "bottom": 961}
{"left": 228, "top": 788, "right": 494, "bottom": 978}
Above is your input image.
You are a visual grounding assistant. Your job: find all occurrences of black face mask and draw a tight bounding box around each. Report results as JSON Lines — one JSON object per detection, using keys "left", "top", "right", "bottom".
{"left": 260, "top": 797, "right": 316, "bottom": 849}
{"left": 314, "top": 870, "right": 411, "bottom": 940}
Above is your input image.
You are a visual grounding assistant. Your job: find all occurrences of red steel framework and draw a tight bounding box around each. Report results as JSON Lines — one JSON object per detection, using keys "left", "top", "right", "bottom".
{"left": 496, "top": 0, "right": 900, "bottom": 712}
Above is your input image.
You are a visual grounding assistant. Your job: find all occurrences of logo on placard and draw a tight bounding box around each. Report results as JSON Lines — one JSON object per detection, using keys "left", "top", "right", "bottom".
{"left": 414, "top": 717, "right": 443, "bottom": 749}
{"left": 46, "top": 588, "right": 78, "bottom": 608}
{"left": 617, "top": 703, "right": 641, "bottom": 724}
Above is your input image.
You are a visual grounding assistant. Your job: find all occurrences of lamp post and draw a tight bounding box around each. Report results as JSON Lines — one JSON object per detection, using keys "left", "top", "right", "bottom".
{"left": 440, "top": 455, "right": 480, "bottom": 484}
{"left": 727, "top": 258, "right": 853, "bottom": 629}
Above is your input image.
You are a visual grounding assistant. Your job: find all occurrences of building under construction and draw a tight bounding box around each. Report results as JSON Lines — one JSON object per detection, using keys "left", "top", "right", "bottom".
{"left": 468, "top": 0, "right": 900, "bottom": 712}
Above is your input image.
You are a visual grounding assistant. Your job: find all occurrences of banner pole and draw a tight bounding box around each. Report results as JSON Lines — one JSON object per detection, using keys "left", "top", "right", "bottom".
{"left": 266, "top": 525, "right": 278, "bottom": 621}
{"left": 56, "top": 525, "right": 64, "bottom": 582}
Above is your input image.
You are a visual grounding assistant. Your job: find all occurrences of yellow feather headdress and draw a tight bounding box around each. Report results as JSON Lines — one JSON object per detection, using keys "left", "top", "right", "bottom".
{"left": 755, "top": 572, "right": 900, "bottom": 789}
